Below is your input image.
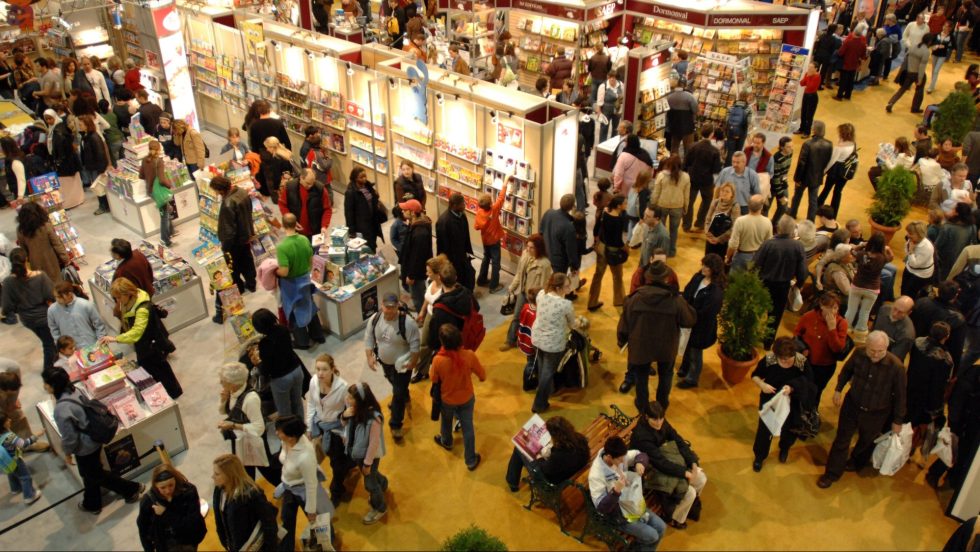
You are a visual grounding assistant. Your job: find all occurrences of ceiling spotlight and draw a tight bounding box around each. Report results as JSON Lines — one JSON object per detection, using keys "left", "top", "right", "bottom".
{"left": 346, "top": 62, "right": 354, "bottom": 76}
{"left": 489, "top": 109, "right": 498, "bottom": 124}
{"left": 436, "top": 93, "right": 444, "bottom": 106}
{"left": 306, "top": 49, "right": 314, "bottom": 60}
{"left": 388, "top": 78, "right": 397, "bottom": 90}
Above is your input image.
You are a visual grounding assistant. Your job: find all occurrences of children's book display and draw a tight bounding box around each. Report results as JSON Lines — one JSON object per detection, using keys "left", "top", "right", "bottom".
{"left": 62, "top": 347, "right": 175, "bottom": 432}
{"left": 689, "top": 52, "right": 750, "bottom": 126}
{"left": 92, "top": 241, "right": 197, "bottom": 296}
{"left": 192, "top": 242, "right": 256, "bottom": 344}
{"left": 759, "top": 45, "right": 809, "bottom": 133}
{"left": 195, "top": 163, "right": 279, "bottom": 260}
{"left": 311, "top": 226, "right": 392, "bottom": 302}
{"left": 26, "top": 173, "right": 85, "bottom": 262}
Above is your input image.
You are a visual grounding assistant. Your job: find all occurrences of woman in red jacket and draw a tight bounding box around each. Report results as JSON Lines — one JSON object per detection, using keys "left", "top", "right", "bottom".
{"left": 834, "top": 23, "right": 869, "bottom": 101}
{"left": 794, "top": 293, "right": 848, "bottom": 403}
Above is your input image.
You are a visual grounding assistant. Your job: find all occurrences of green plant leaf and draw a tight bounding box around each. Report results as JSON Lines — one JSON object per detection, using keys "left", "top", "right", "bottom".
{"left": 932, "top": 91, "right": 977, "bottom": 145}
{"left": 441, "top": 525, "right": 508, "bottom": 552}
{"left": 718, "top": 266, "right": 772, "bottom": 361}
{"left": 867, "top": 166, "right": 915, "bottom": 227}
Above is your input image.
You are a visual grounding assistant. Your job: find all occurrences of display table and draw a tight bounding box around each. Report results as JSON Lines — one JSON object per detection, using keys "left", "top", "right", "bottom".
{"left": 0, "top": 99, "right": 35, "bottom": 129}
{"left": 107, "top": 180, "right": 200, "bottom": 238}
{"left": 36, "top": 398, "right": 188, "bottom": 483}
{"left": 89, "top": 276, "right": 209, "bottom": 334}
{"left": 314, "top": 268, "right": 399, "bottom": 339}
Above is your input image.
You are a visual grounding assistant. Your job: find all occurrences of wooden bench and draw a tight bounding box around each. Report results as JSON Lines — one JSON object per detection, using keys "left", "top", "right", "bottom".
{"left": 523, "top": 405, "right": 668, "bottom": 551}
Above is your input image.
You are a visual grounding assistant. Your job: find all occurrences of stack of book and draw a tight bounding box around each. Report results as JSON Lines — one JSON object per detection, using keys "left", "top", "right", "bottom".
{"left": 84, "top": 365, "right": 127, "bottom": 400}
{"left": 126, "top": 367, "right": 156, "bottom": 391}
{"left": 139, "top": 382, "right": 173, "bottom": 413}
{"left": 104, "top": 386, "right": 146, "bottom": 428}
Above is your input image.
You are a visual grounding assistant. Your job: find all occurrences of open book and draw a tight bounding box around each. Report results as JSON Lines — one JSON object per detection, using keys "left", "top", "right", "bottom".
{"left": 512, "top": 414, "right": 552, "bottom": 461}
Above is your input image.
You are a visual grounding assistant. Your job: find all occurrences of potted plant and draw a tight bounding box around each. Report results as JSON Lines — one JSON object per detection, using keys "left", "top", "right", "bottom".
{"left": 441, "top": 525, "right": 508, "bottom": 551}
{"left": 867, "top": 166, "right": 916, "bottom": 243}
{"left": 932, "top": 90, "right": 977, "bottom": 146}
{"left": 717, "top": 267, "right": 772, "bottom": 385}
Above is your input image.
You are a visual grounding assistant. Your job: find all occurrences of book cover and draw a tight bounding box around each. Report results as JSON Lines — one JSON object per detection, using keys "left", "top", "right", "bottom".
{"left": 229, "top": 313, "right": 256, "bottom": 343}
{"left": 218, "top": 287, "right": 246, "bottom": 315}
{"left": 74, "top": 343, "right": 115, "bottom": 376}
{"left": 311, "top": 255, "right": 328, "bottom": 284}
{"left": 104, "top": 434, "right": 140, "bottom": 474}
{"left": 140, "top": 382, "right": 174, "bottom": 413}
{"left": 205, "top": 256, "right": 232, "bottom": 290}
{"left": 324, "top": 262, "right": 343, "bottom": 287}
{"left": 512, "top": 414, "right": 552, "bottom": 461}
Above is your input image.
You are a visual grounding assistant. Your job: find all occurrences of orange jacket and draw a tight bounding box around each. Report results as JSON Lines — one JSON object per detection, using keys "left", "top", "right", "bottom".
{"left": 431, "top": 348, "right": 486, "bottom": 405}
{"left": 474, "top": 187, "right": 507, "bottom": 246}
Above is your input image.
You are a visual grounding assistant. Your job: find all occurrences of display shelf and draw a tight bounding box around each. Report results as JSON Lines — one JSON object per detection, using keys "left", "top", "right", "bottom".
{"left": 509, "top": 13, "right": 583, "bottom": 90}
{"left": 351, "top": 147, "right": 388, "bottom": 174}
{"left": 434, "top": 135, "right": 483, "bottom": 165}
{"left": 27, "top": 174, "right": 85, "bottom": 261}
{"left": 690, "top": 52, "right": 750, "bottom": 126}
{"left": 393, "top": 141, "right": 435, "bottom": 170}
{"left": 347, "top": 117, "right": 386, "bottom": 141}
{"left": 634, "top": 48, "right": 673, "bottom": 140}
{"left": 759, "top": 44, "right": 809, "bottom": 133}
{"left": 349, "top": 134, "right": 386, "bottom": 158}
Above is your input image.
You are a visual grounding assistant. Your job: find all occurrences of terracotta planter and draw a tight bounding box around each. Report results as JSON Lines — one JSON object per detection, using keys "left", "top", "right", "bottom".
{"left": 868, "top": 217, "right": 901, "bottom": 245}
{"left": 717, "top": 344, "right": 759, "bottom": 385}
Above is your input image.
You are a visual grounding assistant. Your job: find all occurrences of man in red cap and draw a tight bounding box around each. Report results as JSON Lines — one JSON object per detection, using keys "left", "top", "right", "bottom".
{"left": 397, "top": 199, "right": 432, "bottom": 311}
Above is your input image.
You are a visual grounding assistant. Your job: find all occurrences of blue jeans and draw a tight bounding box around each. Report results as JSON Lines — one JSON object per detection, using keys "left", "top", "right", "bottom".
{"left": 955, "top": 30, "right": 970, "bottom": 62}
{"left": 662, "top": 207, "right": 683, "bottom": 257}
{"left": 159, "top": 203, "right": 173, "bottom": 246}
{"left": 622, "top": 510, "right": 667, "bottom": 551}
{"left": 845, "top": 287, "right": 879, "bottom": 332}
{"left": 928, "top": 55, "right": 947, "bottom": 92}
{"left": 406, "top": 278, "right": 426, "bottom": 313}
{"left": 7, "top": 457, "right": 36, "bottom": 499}
{"left": 731, "top": 251, "right": 755, "bottom": 272}
{"left": 80, "top": 168, "right": 99, "bottom": 188}
{"left": 533, "top": 350, "right": 563, "bottom": 412}
{"left": 505, "top": 292, "right": 528, "bottom": 346}
{"left": 439, "top": 396, "right": 477, "bottom": 466}
{"left": 629, "top": 360, "right": 674, "bottom": 412}
{"left": 186, "top": 163, "right": 198, "bottom": 176}
{"left": 506, "top": 446, "right": 533, "bottom": 488}
{"left": 108, "top": 140, "right": 123, "bottom": 167}
{"left": 600, "top": 113, "right": 620, "bottom": 143}
{"left": 382, "top": 364, "right": 411, "bottom": 429}
{"left": 680, "top": 345, "right": 705, "bottom": 386}
{"left": 478, "top": 243, "right": 502, "bottom": 288}
{"left": 880, "top": 264, "right": 897, "bottom": 303}
{"left": 270, "top": 366, "right": 304, "bottom": 419}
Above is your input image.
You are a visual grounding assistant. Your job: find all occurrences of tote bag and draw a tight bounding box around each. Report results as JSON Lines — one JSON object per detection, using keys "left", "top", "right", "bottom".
{"left": 151, "top": 178, "right": 173, "bottom": 209}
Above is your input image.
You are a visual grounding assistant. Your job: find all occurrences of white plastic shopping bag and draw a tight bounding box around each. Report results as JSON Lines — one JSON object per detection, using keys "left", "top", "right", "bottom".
{"left": 237, "top": 432, "right": 269, "bottom": 467}
{"left": 872, "top": 423, "right": 913, "bottom": 476}
{"left": 930, "top": 425, "right": 954, "bottom": 467}
{"left": 759, "top": 392, "right": 791, "bottom": 436}
{"left": 677, "top": 328, "right": 691, "bottom": 360}
{"left": 618, "top": 471, "right": 647, "bottom": 523}
{"left": 301, "top": 513, "right": 335, "bottom": 551}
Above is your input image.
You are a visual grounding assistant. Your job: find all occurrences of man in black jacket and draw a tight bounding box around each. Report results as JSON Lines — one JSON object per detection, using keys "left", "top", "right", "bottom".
{"left": 210, "top": 175, "right": 256, "bottom": 296}
{"left": 818, "top": 331, "right": 907, "bottom": 488}
{"left": 910, "top": 280, "right": 967, "bottom": 372}
{"left": 279, "top": 169, "right": 331, "bottom": 242}
{"left": 789, "top": 120, "right": 833, "bottom": 221}
{"left": 398, "top": 199, "right": 433, "bottom": 312}
{"left": 247, "top": 100, "right": 291, "bottom": 155}
{"left": 436, "top": 193, "right": 475, "bottom": 290}
{"left": 754, "top": 215, "right": 808, "bottom": 348}
{"left": 682, "top": 125, "right": 723, "bottom": 231}
{"left": 926, "top": 360, "right": 980, "bottom": 490}
{"left": 630, "top": 401, "right": 706, "bottom": 529}
{"left": 539, "top": 194, "right": 582, "bottom": 297}
{"left": 665, "top": 78, "right": 698, "bottom": 159}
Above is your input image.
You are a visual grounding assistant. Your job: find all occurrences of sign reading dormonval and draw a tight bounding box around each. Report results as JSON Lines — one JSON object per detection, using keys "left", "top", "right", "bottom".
{"left": 625, "top": 0, "right": 808, "bottom": 28}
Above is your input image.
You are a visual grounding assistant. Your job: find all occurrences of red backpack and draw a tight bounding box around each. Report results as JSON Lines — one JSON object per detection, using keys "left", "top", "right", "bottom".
{"left": 434, "top": 297, "right": 485, "bottom": 350}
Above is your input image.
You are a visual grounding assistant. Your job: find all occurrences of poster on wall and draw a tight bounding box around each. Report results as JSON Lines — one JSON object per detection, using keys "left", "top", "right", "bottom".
{"left": 360, "top": 286, "right": 378, "bottom": 321}
{"left": 151, "top": 2, "right": 200, "bottom": 131}
{"left": 105, "top": 434, "right": 141, "bottom": 475}
{"left": 241, "top": 20, "right": 265, "bottom": 55}
{"left": 496, "top": 119, "right": 524, "bottom": 150}
{"left": 144, "top": 49, "right": 161, "bottom": 71}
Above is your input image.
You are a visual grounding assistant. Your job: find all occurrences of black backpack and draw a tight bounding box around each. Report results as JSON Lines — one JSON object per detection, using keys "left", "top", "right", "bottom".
{"left": 842, "top": 147, "right": 860, "bottom": 181}
{"left": 369, "top": 307, "right": 409, "bottom": 359}
{"left": 64, "top": 395, "right": 119, "bottom": 444}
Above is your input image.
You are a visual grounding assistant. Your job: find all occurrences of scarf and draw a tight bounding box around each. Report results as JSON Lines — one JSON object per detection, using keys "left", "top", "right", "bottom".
{"left": 43, "top": 109, "right": 61, "bottom": 152}
{"left": 715, "top": 195, "right": 735, "bottom": 215}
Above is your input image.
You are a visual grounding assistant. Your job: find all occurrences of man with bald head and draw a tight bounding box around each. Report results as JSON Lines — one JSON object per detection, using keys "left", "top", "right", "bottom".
{"left": 818, "top": 330, "right": 907, "bottom": 488}
{"left": 725, "top": 194, "right": 772, "bottom": 271}
{"left": 276, "top": 213, "right": 325, "bottom": 348}
{"left": 872, "top": 296, "right": 916, "bottom": 362}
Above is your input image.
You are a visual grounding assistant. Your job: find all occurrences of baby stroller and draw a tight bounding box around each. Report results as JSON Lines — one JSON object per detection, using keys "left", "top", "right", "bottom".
{"left": 524, "top": 325, "right": 602, "bottom": 391}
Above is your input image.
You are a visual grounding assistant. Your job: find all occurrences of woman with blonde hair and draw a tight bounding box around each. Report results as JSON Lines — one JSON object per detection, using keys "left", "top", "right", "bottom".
{"left": 172, "top": 119, "right": 206, "bottom": 175}
{"left": 106, "top": 56, "right": 125, "bottom": 87}
{"left": 140, "top": 139, "right": 175, "bottom": 246}
{"left": 651, "top": 154, "right": 690, "bottom": 257}
{"left": 703, "top": 181, "right": 739, "bottom": 257}
{"left": 212, "top": 454, "right": 280, "bottom": 551}
{"left": 902, "top": 220, "right": 936, "bottom": 299}
{"left": 260, "top": 135, "right": 298, "bottom": 202}
{"left": 100, "top": 277, "right": 182, "bottom": 398}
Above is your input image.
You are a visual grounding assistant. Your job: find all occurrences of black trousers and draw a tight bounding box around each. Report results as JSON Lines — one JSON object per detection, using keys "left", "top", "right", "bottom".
{"left": 763, "top": 280, "right": 792, "bottom": 349}
{"left": 753, "top": 418, "right": 800, "bottom": 461}
{"left": 223, "top": 241, "right": 256, "bottom": 293}
{"left": 835, "top": 69, "right": 857, "bottom": 99}
{"left": 627, "top": 360, "right": 675, "bottom": 412}
{"left": 77, "top": 448, "right": 140, "bottom": 510}
{"left": 140, "top": 354, "right": 182, "bottom": 400}
{"left": 817, "top": 171, "right": 848, "bottom": 219}
{"left": 888, "top": 73, "right": 926, "bottom": 111}
{"left": 824, "top": 396, "right": 891, "bottom": 479}
{"left": 789, "top": 183, "right": 820, "bottom": 222}
{"left": 811, "top": 362, "right": 837, "bottom": 403}
{"left": 799, "top": 93, "right": 818, "bottom": 134}
{"left": 684, "top": 178, "right": 715, "bottom": 230}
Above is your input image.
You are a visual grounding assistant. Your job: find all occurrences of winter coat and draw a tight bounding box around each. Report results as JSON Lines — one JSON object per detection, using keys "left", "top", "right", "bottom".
{"left": 629, "top": 419, "right": 699, "bottom": 479}
{"left": 394, "top": 173, "right": 425, "bottom": 205}
{"left": 435, "top": 210, "right": 473, "bottom": 273}
{"left": 81, "top": 131, "right": 109, "bottom": 173}
{"left": 49, "top": 121, "right": 79, "bottom": 176}
{"left": 509, "top": 252, "right": 552, "bottom": 297}
{"left": 399, "top": 216, "right": 433, "bottom": 282}
{"left": 793, "top": 136, "right": 834, "bottom": 189}
{"left": 213, "top": 486, "right": 278, "bottom": 552}
{"left": 682, "top": 273, "right": 723, "bottom": 349}
{"left": 906, "top": 337, "right": 953, "bottom": 426}
{"left": 617, "top": 282, "right": 696, "bottom": 364}
{"left": 344, "top": 181, "right": 383, "bottom": 250}
{"left": 428, "top": 285, "right": 477, "bottom": 350}
{"left": 546, "top": 56, "right": 574, "bottom": 90}
{"left": 137, "top": 483, "right": 207, "bottom": 551}
{"left": 16, "top": 223, "right": 68, "bottom": 284}
{"left": 837, "top": 34, "right": 868, "bottom": 71}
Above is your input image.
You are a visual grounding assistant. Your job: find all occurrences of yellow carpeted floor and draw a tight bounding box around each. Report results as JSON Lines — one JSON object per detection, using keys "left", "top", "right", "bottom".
{"left": 197, "top": 59, "right": 970, "bottom": 551}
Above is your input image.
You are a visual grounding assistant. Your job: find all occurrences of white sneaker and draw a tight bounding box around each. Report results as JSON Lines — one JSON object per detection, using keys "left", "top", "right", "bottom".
{"left": 362, "top": 509, "right": 387, "bottom": 525}
{"left": 25, "top": 490, "right": 42, "bottom": 505}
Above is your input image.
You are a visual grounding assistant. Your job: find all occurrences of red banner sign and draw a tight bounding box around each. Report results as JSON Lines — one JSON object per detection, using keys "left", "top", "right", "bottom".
{"left": 641, "top": 49, "right": 670, "bottom": 71}
{"left": 589, "top": 1, "right": 622, "bottom": 20}
{"left": 625, "top": 0, "right": 708, "bottom": 26}
{"left": 507, "top": 0, "right": 585, "bottom": 20}
{"left": 707, "top": 13, "right": 809, "bottom": 28}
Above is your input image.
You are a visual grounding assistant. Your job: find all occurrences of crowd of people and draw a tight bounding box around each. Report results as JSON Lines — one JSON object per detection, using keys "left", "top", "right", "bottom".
{"left": 2, "top": 7, "right": 980, "bottom": 551}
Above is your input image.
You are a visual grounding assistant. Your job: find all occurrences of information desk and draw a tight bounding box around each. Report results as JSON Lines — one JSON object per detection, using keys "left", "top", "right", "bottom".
{"left": 37, "top": 397, "right": 188, "bottom": 483}
{"left": 107, "top": 180, "right": 200, "bottom": 238}
{"left": 89, "top": 276, "right": 209, "bottom": 334}
{"left": 314, "top": 268, "right": 399, "bottom": 339}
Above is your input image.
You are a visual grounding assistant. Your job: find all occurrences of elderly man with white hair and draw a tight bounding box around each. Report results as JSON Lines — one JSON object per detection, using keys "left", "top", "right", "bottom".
{"left": 217, "top": 361, "right": 282, "bottom": 485}
{"left": 818, "top": 330, "right": 907, "bottom": 488}
{"left": 714, "top": 151, "right": 761, "bottom": 215}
